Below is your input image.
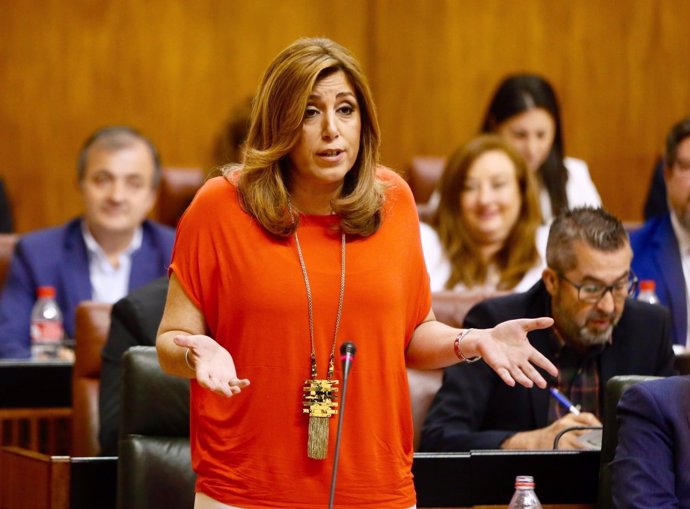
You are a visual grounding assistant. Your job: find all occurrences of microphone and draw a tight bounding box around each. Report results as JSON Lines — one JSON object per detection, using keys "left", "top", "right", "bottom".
{"left": 328, "top": 341, "right": 357, "bottom": 509}
{"left": 340, "top": 341, "right": 356, "bottom": 379}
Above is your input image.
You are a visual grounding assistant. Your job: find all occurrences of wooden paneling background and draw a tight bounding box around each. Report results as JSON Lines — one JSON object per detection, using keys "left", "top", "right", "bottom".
{"left": 1, "top": 0, "right": 689, "bottom": 232}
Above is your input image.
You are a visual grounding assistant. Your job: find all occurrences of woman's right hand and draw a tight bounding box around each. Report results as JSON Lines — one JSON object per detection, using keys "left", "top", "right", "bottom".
{"left": 173, "top": 334, "right": 250, "bottom": 397}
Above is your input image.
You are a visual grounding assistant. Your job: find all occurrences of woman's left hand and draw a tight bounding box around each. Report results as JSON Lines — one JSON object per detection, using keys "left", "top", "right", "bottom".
{"left": 471, "top": 317, "right": 557, "bottom": 388}
{"left": 173, "top": 333, "right": 250, "bottom": 397}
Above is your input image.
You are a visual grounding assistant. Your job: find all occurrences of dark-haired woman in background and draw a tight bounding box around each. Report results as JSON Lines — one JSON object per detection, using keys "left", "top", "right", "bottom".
{"left": 481, "top": 74, "right": 601, "bottom": 223}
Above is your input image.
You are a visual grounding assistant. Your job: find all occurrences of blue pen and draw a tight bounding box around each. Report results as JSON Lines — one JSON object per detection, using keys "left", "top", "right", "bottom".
{"left": 549, "top": 387, "right": 580, "bottom": 415}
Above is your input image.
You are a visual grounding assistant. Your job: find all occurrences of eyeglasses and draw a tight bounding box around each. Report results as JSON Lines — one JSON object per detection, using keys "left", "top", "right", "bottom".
{"left": 557, "top": 272, "right": 638, "bottom": 303}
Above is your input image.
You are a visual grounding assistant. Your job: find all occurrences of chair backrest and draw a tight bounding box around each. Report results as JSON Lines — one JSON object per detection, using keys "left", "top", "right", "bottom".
{"left": 430, "top": 290, "right": 508, "bottom": 328}
{"left": 118, "top": 346, "right": 194, "bottom": 509}
{"left": 0, "top": 233, "right": 18, "bottom": 288}
{"left": 596, "top": 374, "right": 662, "bottom": 509}
{"left": 156, "top": 167, "right": 205, "bottom": 228}
{"left": 674, "top": 350, "right": 690, "bottom": 375}
{"left": 71, "top": 301, "right": 112, "bottom": 456}
{"left": 622, "top": 220, "right": 642, "bottom": 234}
{"left": 406, "top": 156, "right": 445, "bottom": 204}
{"left": 408, "top": 290, "right": 506, "bottom": 450}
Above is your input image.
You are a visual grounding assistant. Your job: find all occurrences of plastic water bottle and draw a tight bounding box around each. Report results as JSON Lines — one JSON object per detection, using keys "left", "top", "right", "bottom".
{"left": 637, "top": 279, "right": 660, "bottom": 305}
{"left": 30, "top": 286, "right": 64, "bottom": 359}
{"left": 508, "top": 475, "right": 543, "bottom": 509}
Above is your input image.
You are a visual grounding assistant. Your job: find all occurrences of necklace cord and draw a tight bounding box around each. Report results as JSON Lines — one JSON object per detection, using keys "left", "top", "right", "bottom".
{"left": 290, "top": 203, "right": 346, "bottom": 381}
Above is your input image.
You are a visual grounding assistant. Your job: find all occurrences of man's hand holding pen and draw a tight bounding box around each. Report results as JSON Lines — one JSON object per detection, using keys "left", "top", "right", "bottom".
{"left": 500, "top": 387, "right": 602, "bottom": 450}
{"left": 549, "top": 387, "right": 581, "bottom": 415}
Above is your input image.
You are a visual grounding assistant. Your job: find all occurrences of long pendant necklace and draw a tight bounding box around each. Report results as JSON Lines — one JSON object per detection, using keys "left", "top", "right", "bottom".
{"left": 293, "top": 219, "right": 346, "bottom": 460}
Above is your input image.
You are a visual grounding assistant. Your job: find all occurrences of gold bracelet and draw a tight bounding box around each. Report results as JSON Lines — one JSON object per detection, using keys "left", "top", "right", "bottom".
{"left": 184, "top": 347, "right": 195, "bottom": 371}
{"left": 453, "top": 328, "right": 481, "bottom": 363}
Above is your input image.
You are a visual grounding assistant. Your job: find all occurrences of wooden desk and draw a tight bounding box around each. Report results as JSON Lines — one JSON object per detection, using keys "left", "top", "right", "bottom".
{"left": 0, "top": 446, "right": 116, "bottom": 509}
{"left": 0, "top": 359, "right": 73, "bottom": 489}
{"left": 413, "top": 450, "right": 599, "bottom": 507}
{"left": 0, "top": 448, "right": 597, "bottom": 508}
{"left": 0, "top": 359, "right": 72, "bottom": 408}
{"left": 475, "top": 506, "right": 592, "bottom": 509}
{"left": 0, "top": 447, "right": 70, "bottom": 509}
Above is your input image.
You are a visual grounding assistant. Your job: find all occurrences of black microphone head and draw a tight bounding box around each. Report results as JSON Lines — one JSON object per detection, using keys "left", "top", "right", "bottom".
{"left": 340, "top": 341, "right": 356, "bottom": 357}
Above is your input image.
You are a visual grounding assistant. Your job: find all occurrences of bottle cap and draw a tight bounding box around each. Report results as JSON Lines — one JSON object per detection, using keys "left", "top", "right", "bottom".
{"left": 37, "top": 286, "right": 56, "bottom": 298}
{"left": 514, "top": 475, "right": 535, "bottom": 488}
{"left": 639, "top": 280, "right": 656, "bottom": 292}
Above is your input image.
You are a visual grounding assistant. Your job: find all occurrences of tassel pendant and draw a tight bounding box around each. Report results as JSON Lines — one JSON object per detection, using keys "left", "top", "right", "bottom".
{"left": 303, "top": 379, "right": 339, "bottom": 460}
{"left": 307, "top": 416, "right": 329, "bottom": 459}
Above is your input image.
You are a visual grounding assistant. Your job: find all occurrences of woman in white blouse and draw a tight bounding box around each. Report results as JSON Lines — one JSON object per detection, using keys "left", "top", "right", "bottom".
{"left": 421, "top": 135, "right": 547, "bottom": 292}
{"left": 481, "top": 74, "right": 601, "bottom": 223}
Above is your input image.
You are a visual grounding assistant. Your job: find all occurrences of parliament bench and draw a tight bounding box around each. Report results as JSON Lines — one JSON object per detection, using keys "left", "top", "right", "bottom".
{"left": 117, "top": 347, "right": 599, "bottom": 508}
{"left": 0, "top": 447, "right": 597, "bottom": 509}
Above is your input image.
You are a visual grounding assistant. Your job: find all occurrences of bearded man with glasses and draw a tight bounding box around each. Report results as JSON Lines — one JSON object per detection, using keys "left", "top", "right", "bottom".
{"left": 420, "top": 206, "right": 675, "bottom": 452}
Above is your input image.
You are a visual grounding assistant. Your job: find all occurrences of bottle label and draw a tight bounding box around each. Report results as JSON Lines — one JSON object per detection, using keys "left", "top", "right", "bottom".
{"left": 31, "top": 320, "right": 64, "bottom": 342}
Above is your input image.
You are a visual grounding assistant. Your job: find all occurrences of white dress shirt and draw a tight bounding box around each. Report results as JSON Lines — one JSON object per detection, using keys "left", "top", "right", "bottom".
{"left": 81, "top": 222, "right": 143, "bottom": 303}
{"left": 669, "top": 212, "right": 690, "bottom": 349}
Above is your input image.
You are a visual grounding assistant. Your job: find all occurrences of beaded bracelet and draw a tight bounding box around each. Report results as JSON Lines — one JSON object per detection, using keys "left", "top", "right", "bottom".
{"left": 453, "top": 328, "right": 481, "bottom": 363}
{"left": 184, "top": 348, "right": 195, "bottom": 371}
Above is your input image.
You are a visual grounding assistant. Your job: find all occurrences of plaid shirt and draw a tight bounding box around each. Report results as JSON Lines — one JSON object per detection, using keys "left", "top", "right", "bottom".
{"left": 547, "top": 327, "right": 607, "bottom": 423}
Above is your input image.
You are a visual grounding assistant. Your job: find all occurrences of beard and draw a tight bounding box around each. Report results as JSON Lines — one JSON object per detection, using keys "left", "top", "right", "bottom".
{"left": 552, "top": 300, "right": 623, "bottom": 348}
{"left": 576, "top": 309, "right": 621, "bottom": 346}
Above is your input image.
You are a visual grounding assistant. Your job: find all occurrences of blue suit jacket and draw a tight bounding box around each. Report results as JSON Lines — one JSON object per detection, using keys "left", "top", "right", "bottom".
{"left": 611, "top": 375, "right": 690, "bottom": 508}
{"left": 630, "top": 214, "right": 687, "bottom": 345}
{"left": 0, "top": 218, "right": 175, "bottom": 358}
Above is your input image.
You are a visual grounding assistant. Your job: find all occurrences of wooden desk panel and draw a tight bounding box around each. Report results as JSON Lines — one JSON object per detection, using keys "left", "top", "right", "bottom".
{"left": 424, "top": 503, "right": 594, "bottom": 508}
{"left": 472, "top": 504, "right": 594, "bottom": 509}
{"left": 0, "top": 360, "right": 72, "bottom": 408}
{"left": 0, "top": 447, "right": 117, "bottom": 509}
{"left": 0, "top": 361, "right": 73, "bottom": 457}
{"left": 413, "top": 451, "right": 599, "bottom": 507}
{"left": 0, "top": 448, "right": 599, "bottom": 508}
{"left": 0, "top": 446, "right": 70, "bottom": 509}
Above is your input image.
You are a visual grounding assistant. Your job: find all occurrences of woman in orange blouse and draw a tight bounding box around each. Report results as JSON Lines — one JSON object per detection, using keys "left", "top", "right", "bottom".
{"left": 156, "top": 38, "right": 557, "bottom": 509}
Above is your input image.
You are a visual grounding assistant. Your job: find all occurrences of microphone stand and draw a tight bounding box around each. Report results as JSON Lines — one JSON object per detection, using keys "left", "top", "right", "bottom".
{"left": 328, "top": 342, "right": 356, "bottom": 509}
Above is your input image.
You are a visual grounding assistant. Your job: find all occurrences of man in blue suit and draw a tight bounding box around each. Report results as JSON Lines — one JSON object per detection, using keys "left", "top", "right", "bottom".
{"left": 0, "top": 126, "right": 175, "bottom": 358}
{"left": 611, "top": 375, "right": 690, "bottom": 508}
{"left": 631, "top": 117, "right": 690, "bottom": 348}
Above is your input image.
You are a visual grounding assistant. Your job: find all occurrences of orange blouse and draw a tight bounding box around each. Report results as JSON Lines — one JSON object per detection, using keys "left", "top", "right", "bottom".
{"left": 170, "top": 168, "right": 431, "bottom": 508}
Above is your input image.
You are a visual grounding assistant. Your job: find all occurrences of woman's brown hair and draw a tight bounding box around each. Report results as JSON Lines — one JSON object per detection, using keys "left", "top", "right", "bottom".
{"left": 431, "top": 135, "right": 542, "bottom": 290}
{"left": 229, "top": 37, "right": 384, "bottom": 237}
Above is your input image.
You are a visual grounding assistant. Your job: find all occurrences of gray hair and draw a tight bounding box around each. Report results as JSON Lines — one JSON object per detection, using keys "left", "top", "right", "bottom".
{"left": 546, "top": 206, "right": 629, "bottom": 273}
{"left": 77, "top": 126, "right": 161, "bottom": 188}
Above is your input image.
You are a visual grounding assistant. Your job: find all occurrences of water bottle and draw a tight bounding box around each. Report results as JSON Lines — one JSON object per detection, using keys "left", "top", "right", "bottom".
{"left": 508, "top": 475, "right": 543, "bottom": 509}
{"left": 637, "top": 279, "right": 659, "bottom": 305}
{"left": 30, "top": 286, "right": 64, "bottom": 359}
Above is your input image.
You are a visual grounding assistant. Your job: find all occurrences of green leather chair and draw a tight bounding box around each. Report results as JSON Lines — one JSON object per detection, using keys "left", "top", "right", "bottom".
{"left": 596, "top": 374, "right": 662, "bottom": 509}
{"left": 117, "top": 346, "right": 195, "bottom": 509}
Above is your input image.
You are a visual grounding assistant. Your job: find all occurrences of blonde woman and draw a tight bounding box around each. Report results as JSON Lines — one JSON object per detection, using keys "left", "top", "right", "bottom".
{"left": 156, "top": 39, "right": 556, "bottom": 509}
{"left": 422, "top": 135, "right": 547, "bottom": 293}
